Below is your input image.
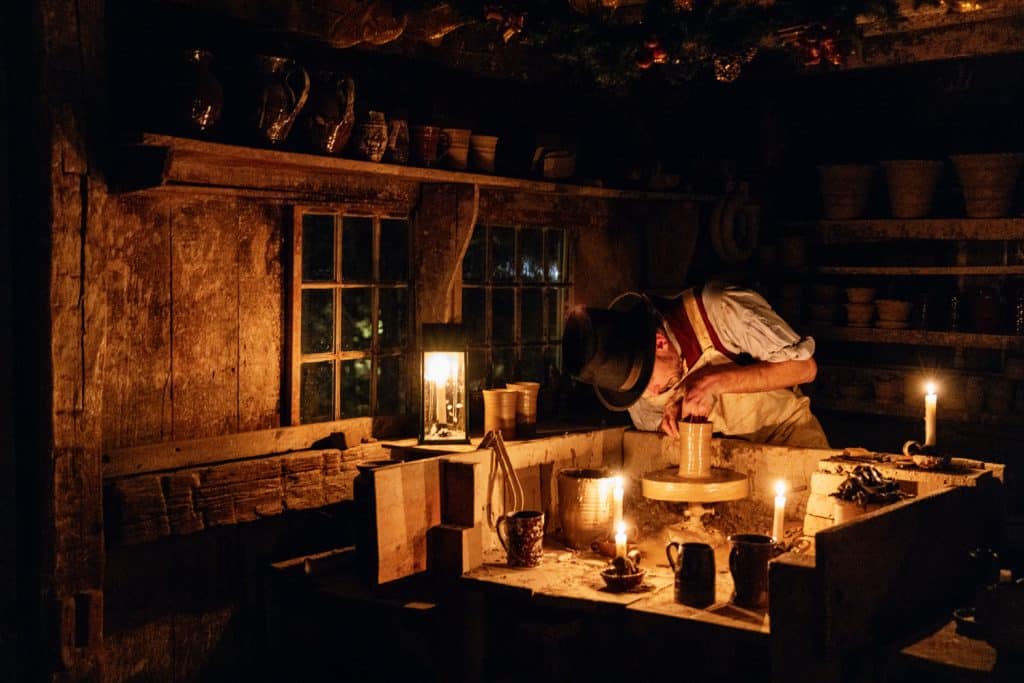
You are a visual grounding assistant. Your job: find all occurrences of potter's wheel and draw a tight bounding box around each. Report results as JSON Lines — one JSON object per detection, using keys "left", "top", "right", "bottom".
{"left": 641, "top": 467, "right": 749, "bottom": 503}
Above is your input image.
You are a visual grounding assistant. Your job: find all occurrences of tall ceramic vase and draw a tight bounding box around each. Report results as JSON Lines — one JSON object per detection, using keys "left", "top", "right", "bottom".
{"left": 253, "top": 55, "right": 310, "bottom": 145}
{"left": 307, "top": 71, "right": 355, "bottom": 155}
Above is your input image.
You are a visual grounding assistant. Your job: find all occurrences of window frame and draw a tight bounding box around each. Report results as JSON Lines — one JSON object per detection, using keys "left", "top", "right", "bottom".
{"left": 460, "top": 222, "right": 573, "bottom": 391}
{"left": 288, "top": 205, "right": 413, "bottom": 425}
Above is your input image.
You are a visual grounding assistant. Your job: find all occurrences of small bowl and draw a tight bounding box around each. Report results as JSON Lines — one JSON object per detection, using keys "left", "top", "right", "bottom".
{"left": 846, "top": 287, "right": 876, "bottom": 304}
{"left": 600, "top": 568, "right": 646, "bottom": 592}
{"left": 845, "top": 303, "right": 875, "bottom": 325}
{"left": 913, "top": 454, "right": 946, "bottom": 469}
{"left": 875, "top": 299, "right": 913, "bottom": 322}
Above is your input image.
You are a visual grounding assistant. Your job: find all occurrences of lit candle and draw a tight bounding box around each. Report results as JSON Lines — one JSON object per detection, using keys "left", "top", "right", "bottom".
{"left": 772, "top": 480, "right": 787, "bottom": 544}
{"left": 614, "top": 521, "right": 627, "bottom": 559}
{"left": 924, "top": 381, "right": 937, "bottom": 447}
{"left": 612, "top": 476, "right": 624, "bottom": 528}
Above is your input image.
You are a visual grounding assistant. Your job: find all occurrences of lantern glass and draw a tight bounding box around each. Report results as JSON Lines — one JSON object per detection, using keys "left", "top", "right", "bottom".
{"left": 420, "top": 325, "right": 469, "bottom": 444}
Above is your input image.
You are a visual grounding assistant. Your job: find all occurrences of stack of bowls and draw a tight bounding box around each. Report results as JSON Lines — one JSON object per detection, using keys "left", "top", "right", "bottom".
{"left": 875, "top": 299, "right": 913, "bottom": 329}
{"left": 844, "top": 287, "right": 876, "bottom": 327}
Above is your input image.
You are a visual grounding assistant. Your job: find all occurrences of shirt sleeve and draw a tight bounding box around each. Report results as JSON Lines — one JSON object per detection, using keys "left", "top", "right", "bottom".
{"left": 702, "top": 282, "right": 816, "bottom": 362}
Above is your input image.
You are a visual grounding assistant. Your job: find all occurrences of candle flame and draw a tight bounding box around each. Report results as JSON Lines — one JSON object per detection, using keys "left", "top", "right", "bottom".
{"left": 424, "top": 353, "right": 454, "bottom": 383}
{"left": 616, "top": 521, "right": 626, "bottom": 535}
{"left": 613, "top": 475, "right": 624, "bottom": 490}
{"left": 774, "top": 480, "right": 786, "bottom": 497}
{"left": 925, "top": 380, "right": 937, "bottom": 396}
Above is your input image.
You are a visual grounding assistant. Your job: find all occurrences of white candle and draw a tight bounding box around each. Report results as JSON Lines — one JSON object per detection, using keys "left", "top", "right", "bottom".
{"left": 614, "top": 521, "right": 627, "bottom": 559}
{"left": 612, "top": 476, "right": 624, "bottom": 528}
{"left": 924, "top": 382, "right": 937, "bottom": 447}
{"left": 772, "top": 480, "right": 787, "bottom": 544}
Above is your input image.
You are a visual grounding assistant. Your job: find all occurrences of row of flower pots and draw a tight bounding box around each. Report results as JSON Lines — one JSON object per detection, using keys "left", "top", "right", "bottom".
{"left": 819, "top": 153, "right": 1024, "bottom": 219}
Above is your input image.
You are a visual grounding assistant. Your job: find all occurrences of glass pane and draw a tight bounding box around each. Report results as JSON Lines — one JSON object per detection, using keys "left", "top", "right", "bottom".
{"left": 301, "top": 289, "right": 334, "bottom": 354}
{"left": 342, "top": 216, "right": 373, "bottom": 282}
{"left": 547, "top": 288, "right": 567, "bottom": 341}
{"left": 380, "top": 219, "right": 408, "bottom": 282}
{"left": 302, "top": 214, "right": 334, "bottom": 282}
{"left": 468, "top": 350, "right": 488, "bottom": 392}
{"left": 341, "top": 358, "right": 371, "bottom": 418}
{"left": 342, "top": 288, "right": 373, "bottom": 351}
{"left": 377, "top": 355, "right": 405, "bottom": 415}
{"left": 492, "top": 288, "right": 514, "bottom": 345}
{"left": 520, "top": 346, "right": 545, "bottom": 383}
{"left": 492, "top": 348, "right": 516, "bottom": 386}
{"left": 378, "top": 287, "right": 408, "bottom": 350}
{"left": 521, "top": 288, "right": 542, "bottom": 343}
{"left": 491, "top": 226, "right": 515, "bottom": 282}
{"left": 462, "top": 227, "right": 486, "bottom": 283}
{"left": 546, "top": 229, "right": 566, "bottom": 283}
{"left": 462, "top": 287, "right": 486, "bottom": 344}
{"left": 520, "top": 228, "right": 543, "bottom": 282}
{"left": 300, "top": 361, "right": 334, "bottom": 423}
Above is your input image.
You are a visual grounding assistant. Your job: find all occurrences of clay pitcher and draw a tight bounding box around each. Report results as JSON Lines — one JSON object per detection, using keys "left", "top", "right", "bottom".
{"left": 178, "top": 49, "right": 223, "bottom": 133}
{"left": 253, "top": 55, "right": 310, "bottom": 144}
{"left": 307, "top": 71, "right": 355, "bottom": 155}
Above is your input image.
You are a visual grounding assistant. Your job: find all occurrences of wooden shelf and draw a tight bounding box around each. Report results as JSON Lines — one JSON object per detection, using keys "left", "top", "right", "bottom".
{"left": 806, "top": 324, "right": 1024, "bottom": 351}
{"left": 800, "top": 218, "right": 1024, "bottom": 243}
{"left": 812, "top": 265, "right": 1024, "bottom": 276}
{"left": 114, "top": 133, "right": 717, "bottom": 202}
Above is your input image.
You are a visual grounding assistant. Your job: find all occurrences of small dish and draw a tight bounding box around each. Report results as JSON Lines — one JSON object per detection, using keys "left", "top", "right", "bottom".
{"left": 600, "top": 568, "right": 646, "bottom": 592}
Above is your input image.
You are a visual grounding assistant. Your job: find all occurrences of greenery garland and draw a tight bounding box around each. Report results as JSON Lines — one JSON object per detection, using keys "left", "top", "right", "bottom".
{"left": 397, "top": 0, "right": 941, "bottom": 87}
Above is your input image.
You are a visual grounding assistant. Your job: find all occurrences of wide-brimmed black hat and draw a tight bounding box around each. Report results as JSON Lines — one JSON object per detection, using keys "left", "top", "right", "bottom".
{"left": 562, "top": 292, "right": 658, "bottom": 411}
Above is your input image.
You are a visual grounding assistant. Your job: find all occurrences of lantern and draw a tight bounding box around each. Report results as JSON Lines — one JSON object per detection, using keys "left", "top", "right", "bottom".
{"left": 419, "top": 324, "right": 469, "bottom": 445}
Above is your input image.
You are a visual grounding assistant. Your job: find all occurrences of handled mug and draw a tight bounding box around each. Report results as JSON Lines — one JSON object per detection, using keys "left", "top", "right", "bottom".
{"left": 728, "top": 533, "right": 776, "bottom": 609}
{"left": 666, "top": 541, "right": 715, "bottom": 607}
{"left": 496, "top": 510, "right": 544, "bottom": 567}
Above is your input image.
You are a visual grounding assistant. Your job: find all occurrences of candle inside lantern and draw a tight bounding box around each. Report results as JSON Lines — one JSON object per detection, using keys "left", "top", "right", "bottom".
{"left": 612, "top": 476, "right": 624, "bottom": 528}
{"left": 614, "top": 521, "right": 627, "bottom": 559}
{"left": 924, "top": 381, "right": 937, "bottom": 447}
{"left": 772, "top": 480, "right": 787, "bottom": 544}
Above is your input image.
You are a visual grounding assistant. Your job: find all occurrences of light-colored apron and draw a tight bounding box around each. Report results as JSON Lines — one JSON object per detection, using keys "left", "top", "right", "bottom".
{"left": 633, "top": 289, "right": 829, "bottom": 449}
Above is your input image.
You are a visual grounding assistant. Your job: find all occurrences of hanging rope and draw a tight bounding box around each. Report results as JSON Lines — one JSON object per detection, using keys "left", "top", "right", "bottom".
{"left": 479, "top": 430, "right": 524, "bottom": 529}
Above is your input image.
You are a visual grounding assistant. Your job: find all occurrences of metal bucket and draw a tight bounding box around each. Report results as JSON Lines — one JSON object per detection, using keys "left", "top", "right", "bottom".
{"left": 557, "top": 468, "right": 615, "bottom": 549}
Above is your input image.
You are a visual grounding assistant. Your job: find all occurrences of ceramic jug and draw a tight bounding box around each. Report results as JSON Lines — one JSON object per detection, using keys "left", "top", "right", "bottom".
{"left": 356, "top": 111, "right": 388, "bottom": 162}
{"left": 666, "top": 541, "right": 715, "bottom": 607}
{"left": 179, "top": 49, "right": 223, "bottom": 132}
{"left": 307, "top": 71, "right": 355, "bottom": 155}
{"left": 253, "top": 55, "right": 310, "bottom": 144}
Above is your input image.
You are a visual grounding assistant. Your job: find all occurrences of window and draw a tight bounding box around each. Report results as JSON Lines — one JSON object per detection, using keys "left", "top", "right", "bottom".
{"left": 289, "top": 209, "right": 411, "bottom": 424}
{"left": 461, "top": 224, "right": 570, "bottom": 392}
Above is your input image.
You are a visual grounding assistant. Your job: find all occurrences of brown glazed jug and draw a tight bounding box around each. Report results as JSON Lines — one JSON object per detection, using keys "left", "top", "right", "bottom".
{"left": 307, "top": 71, "right": 355, "bottom": 155}
{"left": 253, "top": 55, "right": 310, "bottom": 144}
{"left": 667, "top": 541, "right": 715, "bottom": 607}
{"left": 179, "top": 49, "right": 223, "bottom": 132}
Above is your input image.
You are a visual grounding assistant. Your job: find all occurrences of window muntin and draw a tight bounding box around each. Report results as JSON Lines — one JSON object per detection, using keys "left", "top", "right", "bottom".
{"left": 461, "top": 224, "right": 570, "bottom": 393}
{"left": 291, "top": 210, "right": 411, "bottom": 424}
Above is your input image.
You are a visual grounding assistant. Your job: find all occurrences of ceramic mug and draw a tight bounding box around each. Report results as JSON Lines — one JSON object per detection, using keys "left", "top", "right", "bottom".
{"left": 410, "top": 125, "right": 441, "bottom": 167}
{"left": 728, "top": 533, "right": 776, "bottom": 609}
{"left": 506, "top": 381, "right": 540, "bottom": 438}
{"left": 482, "top": 388, "right": 518, "bottom": 439}
{"left": 496, "top": 510, "right": 545, "bottom": 567}
{"left": 667, "top": 541, "right": 715, "bottom": 608}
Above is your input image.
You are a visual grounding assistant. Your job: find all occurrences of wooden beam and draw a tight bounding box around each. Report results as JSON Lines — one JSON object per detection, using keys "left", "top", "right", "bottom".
{"left": 415, "top": 182, "right": 479, "bottom": 324}
{"left": 102, "top": 417, "right": 383, "bottom": 478}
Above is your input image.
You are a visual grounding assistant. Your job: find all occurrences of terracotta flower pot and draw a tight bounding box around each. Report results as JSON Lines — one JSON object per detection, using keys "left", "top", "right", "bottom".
{"left": 818, "top": 164, "right": 874, "bottom": 220}
{"left": 881, "top": 160, "right": 942, "bottom": 218}
{"left": 951, "top": 153, "right": 1024, "bottom": 218}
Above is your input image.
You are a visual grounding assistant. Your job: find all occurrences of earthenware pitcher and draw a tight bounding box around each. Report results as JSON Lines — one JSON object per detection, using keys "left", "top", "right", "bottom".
{"left": 178, "top": 49, "right": 223, "bottom": 132}
{"left": 306, "top": 71, "right": 355, "bottom": 155}
{"left": 253, "top": 55, "right": 309, "bottom": 144}
{"left": 666, "top": 541, "right": 715, "bottom": 607}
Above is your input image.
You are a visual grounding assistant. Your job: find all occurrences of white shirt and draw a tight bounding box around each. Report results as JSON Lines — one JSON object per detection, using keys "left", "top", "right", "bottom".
{"left": 627, "top": 282, "right": 815, "bottom": 431}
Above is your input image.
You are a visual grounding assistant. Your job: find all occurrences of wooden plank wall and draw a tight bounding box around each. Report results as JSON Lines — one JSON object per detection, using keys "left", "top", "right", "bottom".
{"left": 97, "top": 194, "right": 284, "bottom": 455}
